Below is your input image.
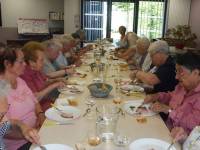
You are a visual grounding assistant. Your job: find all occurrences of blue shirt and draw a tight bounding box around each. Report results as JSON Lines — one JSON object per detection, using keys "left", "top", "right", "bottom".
{"left": 55, "top": 52, "right": 68, "bottom": 69}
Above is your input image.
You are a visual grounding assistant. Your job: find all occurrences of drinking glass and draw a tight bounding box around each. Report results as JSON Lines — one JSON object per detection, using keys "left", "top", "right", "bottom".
{"left": 96, "top": 104, "right": 120, "bottom": 142}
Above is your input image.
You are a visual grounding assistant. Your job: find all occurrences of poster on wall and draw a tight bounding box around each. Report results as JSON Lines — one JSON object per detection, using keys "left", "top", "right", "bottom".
{"left": 17, "top": 18, "right": 49, "bottom": 34}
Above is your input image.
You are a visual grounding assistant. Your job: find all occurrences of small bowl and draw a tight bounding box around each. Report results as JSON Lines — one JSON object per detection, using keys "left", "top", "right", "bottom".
{"left": 88, "top": 83, "right": 113, "bottom": 98}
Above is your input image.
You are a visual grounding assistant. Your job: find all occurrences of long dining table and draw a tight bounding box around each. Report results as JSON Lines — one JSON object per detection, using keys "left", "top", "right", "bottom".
{"left": 30, "top": 45, "right": 181, "bottom": 150}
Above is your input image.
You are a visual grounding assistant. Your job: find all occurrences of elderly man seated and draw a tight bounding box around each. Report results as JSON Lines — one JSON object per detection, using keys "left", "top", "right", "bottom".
{"left": 58, "top": 35, "right": 82, "bottom": 67}
{"left": 118, "top": 37, "right": 152, "bottom": 72}
{"left": 115, "top": 31, "right": 138, "bottom": 54}
{"left": 144, "top": 52, "right": 200, "bottom": 148}
{"left": 42, "top": 39, "right": 74, "bottom": 78}
{"left": 130, "top": 40, "right": 178, "bottom": 93}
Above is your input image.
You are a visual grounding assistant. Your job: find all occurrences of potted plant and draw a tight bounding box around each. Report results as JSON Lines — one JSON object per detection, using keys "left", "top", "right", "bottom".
{"left": 165, "top": 25, "right": 197, "bottom": 49}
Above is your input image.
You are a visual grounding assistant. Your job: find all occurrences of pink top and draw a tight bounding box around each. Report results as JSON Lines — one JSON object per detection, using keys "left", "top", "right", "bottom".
{"left": 5, "top": 77, "right": 37, "bottom": 150}
{"left": 21, "top": 65, "right": 47, "bottom": 93}
{"left": 158, "top": 83, "right": 200, "bottom": 134}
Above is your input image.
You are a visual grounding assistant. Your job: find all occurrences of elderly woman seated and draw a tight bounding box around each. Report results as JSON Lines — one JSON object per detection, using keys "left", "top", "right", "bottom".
{"left": 130, "top": 40, "right": 178, "bottom": 93}
{"left": 42, "top": 39, "right": 74, "bottom": 78}
{"left": 144, "top": 52, "right": 200, "bottom": 146}
{"left": 20, "top": 41, "right": 65, "bottom": 110}
{"left": 0, "top": 47, "right": 44, "bottom": 150}
{"left": 0, "top": 81, "right": 40, "bottom": 150}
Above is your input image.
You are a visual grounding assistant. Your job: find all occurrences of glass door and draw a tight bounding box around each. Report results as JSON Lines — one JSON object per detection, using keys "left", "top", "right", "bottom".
{"left": 111, "top": 2, "right": 134, "bottom": 41}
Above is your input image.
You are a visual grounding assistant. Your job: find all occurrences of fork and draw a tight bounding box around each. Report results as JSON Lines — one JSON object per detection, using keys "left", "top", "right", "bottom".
{"left": 39, "top": 145, "right": 47, "bottom": 150}
{"left": 189, "top": 135, "right": 200, "bottom": 149}
{"left": 82, "top": 108, "right": 91, "bottom": 117}
{"left": 50, "top": 103, "right": 63, "bottom": 112}
{"left": 166, "top": 141, "right": 174, "bottom": 150}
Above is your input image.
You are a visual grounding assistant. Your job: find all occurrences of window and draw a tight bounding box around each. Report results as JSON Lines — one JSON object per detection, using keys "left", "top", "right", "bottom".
{"left": 82, "top": 1, "right": 107, "bottom": 41}
{"left": 137, "top": 1, "right": 165, "bottom": 39}
{"left": 81, "top": 0, "right": 167, "bottom": 41}
{"left": 111, "top": 2, "right": 135, "bottom": 40}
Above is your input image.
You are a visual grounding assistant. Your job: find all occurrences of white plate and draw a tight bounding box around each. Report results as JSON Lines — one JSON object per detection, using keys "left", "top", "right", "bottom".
{"left": 45, "top": 106, "right": 81, "bottom": 123}
{"left": 123, "top": 100, "right": 156, "bottom": 117}
{"left": 33, "top": 144, "right": 73, "bottom": 150}
{"left": 68, "top": 80, "right": 85, "bottom": 85}
{"left": 56, "top": 96, "right": 77, "bottom": 106}
{"left": 129, "top": 138, "right": 176, "bottom": 150}
{"left": 120, "top": 85, "right": 144, "bottom": 92}
{"left": 58, "top": 85, "right": 84, "bottom": 95}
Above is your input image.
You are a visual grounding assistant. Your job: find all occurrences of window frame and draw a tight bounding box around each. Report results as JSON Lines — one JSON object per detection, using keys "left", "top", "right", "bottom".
{"left": 81, "top": 0, "right": 168, "bottom": 39}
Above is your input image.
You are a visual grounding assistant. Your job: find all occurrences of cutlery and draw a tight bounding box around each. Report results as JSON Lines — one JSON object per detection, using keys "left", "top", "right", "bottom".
{"left": 56, "top": 122, "right": 74, "bottom": 125}
{"left": 38, "top": 145, "right": 47, "bottom": 150}
{"left": 189, "top": 135, "right": 200, "bottom": 149}
{"left": 166, "top": 141, "right": 174, "bottom": 150}
{"left": 50, "top": 103, "right": 63, "bottom": 112}
{"left": 82, "top": 108, "right": 91, "bottom": 117}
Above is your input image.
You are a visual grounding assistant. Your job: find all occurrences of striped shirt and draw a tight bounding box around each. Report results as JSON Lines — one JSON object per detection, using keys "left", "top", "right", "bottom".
{"left": 0, "top": 121, "right": 11, "bottom": 150}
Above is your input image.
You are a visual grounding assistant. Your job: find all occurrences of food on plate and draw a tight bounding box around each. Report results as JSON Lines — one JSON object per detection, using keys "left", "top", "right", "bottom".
{"left": 60, "top": 112, "right": 73, "bottom": 118}
{"left": 80, "top": 74, "right": 87, "bottom": 78}
{"left": 67, "top": 85, "right": 82, "bottom": 93}
{"left": 113, "top": 98, "right": 123, "bottom": 104}
{"left": 129, "top": 106, "right": 135, "bottom": 111}
{"left": 119, "top": 63, "right": 128, "bottom": 68}
{"left": 135, "top": 106, "right": 149, "bottom": 114}
{"left": 136, "top": 116, "right": 147, "bottom": 123}
{"left": 68, "top": 99, "right": 78, "bottom": 106}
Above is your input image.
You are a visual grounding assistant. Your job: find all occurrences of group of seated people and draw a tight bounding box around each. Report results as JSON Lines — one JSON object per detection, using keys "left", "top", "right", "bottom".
{"left": 0, "top": 30, "right": 91, "bottom": 150}
{"left": 116, "top": 26, "right": 200, "bottom": 148}
{"left": 0, "top": 25, "right": 200, "bottom": 149}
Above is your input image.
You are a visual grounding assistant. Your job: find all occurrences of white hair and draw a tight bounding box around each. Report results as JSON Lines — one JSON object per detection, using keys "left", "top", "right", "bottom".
{"left": 148, "top": 40, "right": 169, "bottom": 55}
{"left": 60, "top": 34, "right": 75, "bottom": 46}
{"left": 43, "top": 39, "right": 62, "bottom": 52}
{"left": 136, "top": 37, "right": 150, "bottom": 49}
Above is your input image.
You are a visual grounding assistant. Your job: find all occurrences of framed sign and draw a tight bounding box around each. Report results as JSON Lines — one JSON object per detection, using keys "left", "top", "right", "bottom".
{"left": 17, "top": 18, "right": 49, "bottom": 34}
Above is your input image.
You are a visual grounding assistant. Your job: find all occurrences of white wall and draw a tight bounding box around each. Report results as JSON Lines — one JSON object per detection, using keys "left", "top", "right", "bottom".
{"left": 1, "top": 0, "right": 64, "bottom": 27}
{"left": 167, "top": 0, "right": 191, "bottom": 29}
{"left": 64, "top": 0, "right": 80, "bottom": 34}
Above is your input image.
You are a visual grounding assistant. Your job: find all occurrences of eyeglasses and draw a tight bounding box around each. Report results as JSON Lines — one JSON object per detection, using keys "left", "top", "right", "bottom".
{"left": 175, "top": 66, "right": 191, "bottom": 75}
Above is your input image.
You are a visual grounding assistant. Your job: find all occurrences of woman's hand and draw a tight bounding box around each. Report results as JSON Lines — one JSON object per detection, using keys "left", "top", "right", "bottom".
{"left": 144, "top": 94, "right": 158, "bottom": 104}
{"left": 171, "top": 127, "right": 188, "bottom": 142}
{"left": 150, "top": 102, "right": 170, "bottom": 113}
{"left": 65, "top": 65, "right": 75, "bottom": 75}
{"left": 36, "top": 113, "right": 45, "bottom": 128}
{"left": 52, "top": 81, "right": 65, "bottom": 89}
{"left": 21, "top": 124, "right": 40, "bottom": 145}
